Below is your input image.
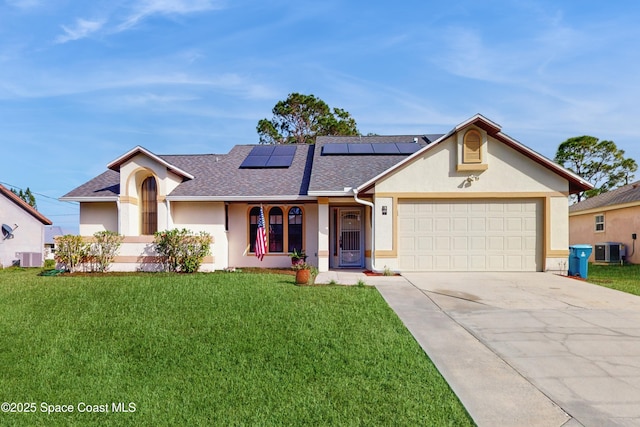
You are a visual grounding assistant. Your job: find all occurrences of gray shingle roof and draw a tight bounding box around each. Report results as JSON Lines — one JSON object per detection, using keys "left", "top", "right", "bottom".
{"left": 308, "top": 135, "right": 431, "bottom": 193}
{"left": 569, "top": 181, "right": 640, "bottom": 213}
{"left": 62, "top": 144, "right": 314, "bottom": 200}
{"left": 62, "top": 170, "right": 120, "bottom": 198}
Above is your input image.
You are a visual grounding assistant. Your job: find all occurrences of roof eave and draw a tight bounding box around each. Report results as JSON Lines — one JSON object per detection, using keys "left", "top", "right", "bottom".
{"left": 59, "top": 196, "right": 118, "bottom": 202}
{"left": 107, "top": 146, "right": 195, "bottom": 180}
{"left": 167, "top": 195, "right": 317, "bottom": 202}
{"left": 0, "top": 185, "right": 53, "bottom": 225}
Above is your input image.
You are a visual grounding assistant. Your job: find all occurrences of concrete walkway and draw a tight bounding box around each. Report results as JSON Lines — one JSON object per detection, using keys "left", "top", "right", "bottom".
{"left": 318, "top": 270, "right": 640, "bottom": 427}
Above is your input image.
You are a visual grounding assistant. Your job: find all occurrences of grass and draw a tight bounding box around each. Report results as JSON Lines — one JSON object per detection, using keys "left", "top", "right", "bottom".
{"left": 0, "top": 268, "right": 472, "bottom": 426}
{"left": 587, "top": 263, "right": 640, "bottom": 296}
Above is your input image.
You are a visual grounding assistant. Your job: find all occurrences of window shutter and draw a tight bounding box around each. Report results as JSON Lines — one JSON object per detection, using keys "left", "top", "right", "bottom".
{"left": 463, "top": 131, "right": 482, "bottom": 163}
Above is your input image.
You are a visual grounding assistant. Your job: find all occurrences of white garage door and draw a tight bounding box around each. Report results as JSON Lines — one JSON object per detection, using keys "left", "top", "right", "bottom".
{"left": 398, "top": 199, "right": 542, "bottom": 271}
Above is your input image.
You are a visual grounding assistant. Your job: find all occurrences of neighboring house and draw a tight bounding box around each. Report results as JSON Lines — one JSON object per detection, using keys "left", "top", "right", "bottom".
{"left": 0, "top": 184, "right": 53, "bottom": 268}
{"left": 44, "top": 225, "right": 65, "bottom": 260}
{"left": 569, "top": 181, "right": 640, "bottom": 264}
{"left": 61, "top": 114, "right": 591, "bottom": 273}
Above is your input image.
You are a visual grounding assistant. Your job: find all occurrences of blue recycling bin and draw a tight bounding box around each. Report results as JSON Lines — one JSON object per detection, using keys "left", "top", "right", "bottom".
{"left": 568, "top": 244, "right": 593, "bottom": 278}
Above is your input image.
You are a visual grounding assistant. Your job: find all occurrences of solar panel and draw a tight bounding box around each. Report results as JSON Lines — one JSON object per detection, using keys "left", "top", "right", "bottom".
{"left": 347, "top": 143, "right": 374, "bottom": 154}
{"left": 273, "top": 145, "right": 297, "bottom": 156}
{"left": 321, "top": 141, "right": 421, "bottom": 156}
{"left": 240, "top": 145, "right": 297, "bottom": 168}
{"left": 322, "top": 144, "right": 349, "bottom": 155}
{"left": 250, "top": 145, "right": 275, "bottom": 156}
{"left": 266, "top": 155, "right": 294, "bottom": 167}
{"left": 240, "top": 155, "right": 270, "bottom": 168}
{"left": 372, "top": 144, "right": 401, "bottom": 154}
{"left": 396, "top": 143, "right": 421, "bottom": 154}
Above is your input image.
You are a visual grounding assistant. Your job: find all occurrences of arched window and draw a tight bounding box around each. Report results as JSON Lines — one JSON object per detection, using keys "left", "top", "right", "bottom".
{"left": 268, "top": 207, "right": 283, "bottom": 253}
{"left": 249, "top": 207, "right": 261, "bottom": 252}
{"left": 288, "top": 206, "right": 303, "bottom": 252}
{"left": 463, "top": 130, "right": 482, "bottom": 163}
{"left": 141, "top": 176, "right": 157, "bottom": 235}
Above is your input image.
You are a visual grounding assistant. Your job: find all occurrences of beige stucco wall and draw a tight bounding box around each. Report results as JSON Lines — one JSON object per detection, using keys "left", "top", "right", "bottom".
{"left": 118, "top": 153, "right": 183, "bottom": 236}
{"left": 227, "top": 203, "right": 318, "bottom": 269}
{"left": 79, "top": 202, "right": 118, "bottom": 235}
{"left": 171, "top": 201, "right": 227, "bottom": 270}
{"left": 570, "top": 205, "right": 640, "bottom": 264}
{"left": 376, "top": 132, "right": 568, "bottom": 194}
{"left": 372, "top": 128, "right": 571, "bottom": 271}
{"left": 0, "top": 194, "right": 46, "bottom": 268}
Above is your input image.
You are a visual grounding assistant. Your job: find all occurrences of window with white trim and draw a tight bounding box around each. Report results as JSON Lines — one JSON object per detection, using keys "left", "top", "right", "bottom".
{"left": 595, "top": 214, "right": 605, "bottom": 232}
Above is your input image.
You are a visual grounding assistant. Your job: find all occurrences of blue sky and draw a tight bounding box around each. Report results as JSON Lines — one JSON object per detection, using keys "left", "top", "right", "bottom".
{"left": 2, "top": 0, "right": 640, "bottom": 233}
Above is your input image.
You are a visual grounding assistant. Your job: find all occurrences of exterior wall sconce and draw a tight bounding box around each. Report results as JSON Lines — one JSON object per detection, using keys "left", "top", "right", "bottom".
{"left": 466, "top": 175, "right": 480, "bottom": 184}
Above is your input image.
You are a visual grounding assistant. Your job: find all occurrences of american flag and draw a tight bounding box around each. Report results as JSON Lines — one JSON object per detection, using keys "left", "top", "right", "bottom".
{"left": 255, "top": 205, "right": 267, "bottom": 261}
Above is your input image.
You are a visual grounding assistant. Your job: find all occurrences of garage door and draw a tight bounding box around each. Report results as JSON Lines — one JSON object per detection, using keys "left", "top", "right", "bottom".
{"left": 398, "top": 199, "right": 542, "bottom": 271}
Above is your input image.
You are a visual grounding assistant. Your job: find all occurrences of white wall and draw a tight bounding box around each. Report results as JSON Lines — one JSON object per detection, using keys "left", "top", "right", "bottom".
{"left": 0, "top": 194, "right": 46, "bottom": 268}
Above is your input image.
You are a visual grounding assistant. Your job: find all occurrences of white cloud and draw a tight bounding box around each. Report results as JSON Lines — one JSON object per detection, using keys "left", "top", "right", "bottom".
{"left": 55, "top": 18, "right": 104, "bottom": 44}
{"left": 117, "top": 0, "right": 224, "bottom": 31}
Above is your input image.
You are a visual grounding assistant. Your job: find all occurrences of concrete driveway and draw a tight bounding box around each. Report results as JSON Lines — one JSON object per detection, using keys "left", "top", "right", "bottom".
{"left": 376, "top": 272, "right": 640, "bottom": 427}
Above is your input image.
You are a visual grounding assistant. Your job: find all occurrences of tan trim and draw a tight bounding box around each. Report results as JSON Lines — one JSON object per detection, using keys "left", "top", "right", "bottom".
{"left": 318, "top": 197, "right": 329, "bottom": 205}
{"left": 392, "top": 196, "right": 549, "bottom": 271}
{"left": 463, "top": 129, "right": 482, "bottom": 163}
{"left": 157, "top": 195, "right": 166, "bottom": 202}
{"left": 120, "top": 196, "right": 139, "bottom": 205}
{"left": 543, "top": 196, "right": 550, "bottom": 265}
{"left": 569, "top": 201, "right": 640, "bottom": 216}
{"left": 546, "top": 250, "right": 569, "bottom": 257}
{"left": 114, "top": 255, "right": 161, "bottom": 263}
{"left": 374, "top": 250, "right": 396, "bottom": 258}
{"left": 113, "top": 255, "right": 215, "bottom": 264}
{"left": 379, "top": 191, "right": 566, "bottom": 199}
{"left": 317, "top": 250, "right": 329, "bottom": 257}
{"left": 456, "top": 163, "right": 488, "bottom": 172}
{"left": 122, "top": 236, "right": 155, "bottom": 243}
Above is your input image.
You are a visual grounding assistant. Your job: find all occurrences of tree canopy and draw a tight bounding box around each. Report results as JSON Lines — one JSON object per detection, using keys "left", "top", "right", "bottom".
{"left": 554, "top": 136, "right": 637, "bottom": 202}
{"left": 257, "top": 93, "right": 359, "bottom": 144}
{"left": 11, "top": 187, "right": 37, "bottom": 210}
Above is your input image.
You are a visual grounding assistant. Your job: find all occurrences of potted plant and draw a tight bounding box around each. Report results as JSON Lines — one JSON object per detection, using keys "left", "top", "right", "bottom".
{"left": 292, "top": 262, "right": 312, "bottom": 285}
{"left": 288, "top": 248, "right": 307, "bottom": 266}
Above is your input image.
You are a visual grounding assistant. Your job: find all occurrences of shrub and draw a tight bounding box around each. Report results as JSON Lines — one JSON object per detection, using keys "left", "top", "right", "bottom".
{"left": 87, "top": 231, "right": 124, "bottom": 273}
{"left": 54, "top": 235, "right": 88, "bottom": 272}
{"left": 154, "top": 229, "right": 213, "bottom": 273}
{"left": 43, "top": 259, "right": 56, "bottom": 270}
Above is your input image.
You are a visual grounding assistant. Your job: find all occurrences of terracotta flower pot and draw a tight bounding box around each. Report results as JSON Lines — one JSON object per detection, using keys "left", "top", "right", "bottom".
{"left": 295, "top": 269, "right": 311, "bottom": 285}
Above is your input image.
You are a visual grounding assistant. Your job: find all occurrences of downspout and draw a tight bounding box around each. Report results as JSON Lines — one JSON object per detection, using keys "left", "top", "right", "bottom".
{"left": 352, "top": 188, "right": 382, "bottom": 273}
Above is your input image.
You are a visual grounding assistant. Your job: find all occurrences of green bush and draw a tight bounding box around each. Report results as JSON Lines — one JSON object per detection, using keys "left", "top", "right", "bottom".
{"left": 43, "top": 259, "right": 56, "bottom": 270}
{"left": 87, "top": 231, "right": 124, "bottom": 272}
{"left": 154, "top": 229, "right": 213, "bottom": 273}
{"left": 54, "top": 235, "right": 88, "bottom": 272}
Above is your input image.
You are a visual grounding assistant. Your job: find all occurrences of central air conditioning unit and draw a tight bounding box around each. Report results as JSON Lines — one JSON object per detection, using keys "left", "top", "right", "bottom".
{"left": 594, "top": 242, "right": 625, "bottom": 263}
{"left": 17, "top": 252, "right": 43, "bottom": 268}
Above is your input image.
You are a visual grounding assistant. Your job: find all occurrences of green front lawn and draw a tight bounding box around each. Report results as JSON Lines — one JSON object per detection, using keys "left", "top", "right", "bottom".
{"left": 0, "top": 269, "right": 472, "bottom": 426}
{"left": 587, "top": 263, "right": 640, "bottom": 296}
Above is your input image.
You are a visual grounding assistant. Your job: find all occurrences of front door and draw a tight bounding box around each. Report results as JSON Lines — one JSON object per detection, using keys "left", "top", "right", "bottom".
{"left": 338, "top": 208, "right": 363, "bottom": 267}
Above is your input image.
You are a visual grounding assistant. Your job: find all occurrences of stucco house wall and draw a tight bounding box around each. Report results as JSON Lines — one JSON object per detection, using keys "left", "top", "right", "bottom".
{"left": 79, "top": 202, "right": 118, "bottom": 235}
{"left": 570, "top": 205, "right": 640, "bottom": 264}
{"left": 227, "top": 203, "right": 318, "bottom": 269}
{"left": 0, "top": 188, "right": 51, "bottom": 268}
{"left": 371, "top": 129, "right": 571, "bottom": 271}
{"left": 62, "top": 115, "right": 590, "bottom": 273}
